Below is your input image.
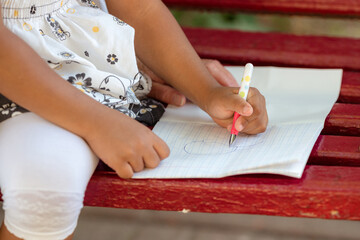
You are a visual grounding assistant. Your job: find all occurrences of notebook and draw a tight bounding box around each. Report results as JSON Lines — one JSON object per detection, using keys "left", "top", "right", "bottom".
{"left": 133, "top": 67, "right": 342, "bottom": 179}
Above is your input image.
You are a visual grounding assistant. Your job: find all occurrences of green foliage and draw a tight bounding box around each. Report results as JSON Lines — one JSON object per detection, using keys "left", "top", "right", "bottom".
{"left": 171, "top": 9, "right": 288, "bottom": 32}
{"left": 171, "top": 9, "right": 360, "bottom": 38}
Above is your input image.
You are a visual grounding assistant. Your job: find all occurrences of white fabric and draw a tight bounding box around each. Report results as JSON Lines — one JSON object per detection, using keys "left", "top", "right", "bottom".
{"left": 0, "top": 0, "right": 150, "bottom": 119}
{"left": 0, "top": 113, "right": 99, "bottom": 239}
{"left": 94, "top": 0, "right": 108, "bottom": 12}
{"left": 0, "top": 1, "right": 152, "bottom": 239}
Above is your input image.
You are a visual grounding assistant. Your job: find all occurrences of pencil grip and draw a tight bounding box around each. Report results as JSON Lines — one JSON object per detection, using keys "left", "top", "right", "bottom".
{"left": 231, "top": 112, "right": 241, "bottom": 135}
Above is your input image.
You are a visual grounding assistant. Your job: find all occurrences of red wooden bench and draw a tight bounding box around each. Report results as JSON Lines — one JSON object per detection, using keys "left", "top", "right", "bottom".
{"left": 2, "top": 0, "right": 360, "bottom": 220}
{"left": 83, "top": 1, "right": 360, "bottom": 219}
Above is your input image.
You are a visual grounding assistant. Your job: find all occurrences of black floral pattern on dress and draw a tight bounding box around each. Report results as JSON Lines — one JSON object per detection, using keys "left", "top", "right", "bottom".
{"left": 81, "top": 0, "right": 99, "bottom": 8}
{"left": 113, "top": 16, "right": 127, "bottom": 26}
{"left": 67, "top": 73, "right": 92, "bottom": 87}
{"left": 0, "top": 103, "right": 16, "bottom": 116}
{"left": 47, "top": 60, "right": 61, "bottom": 65}
{"left": 30, "top": 5, "right": 36, "bottom": 15}
{"left": 0, "top": 102, "right": 23, "bottom": 118}
{"left": 107, "top": 54, "right": 118, "bottom": 65}
{"left": 46, "top": 14, "right": 70, "bottom": 41}
{"left": 130, "top": 98, "right": 165, "bottom": 127}
{"left": 84, "top": 51, "right": 89, "bottom": 57}
{"left": 39, "top": 29, "right": 45, "bottom": 36}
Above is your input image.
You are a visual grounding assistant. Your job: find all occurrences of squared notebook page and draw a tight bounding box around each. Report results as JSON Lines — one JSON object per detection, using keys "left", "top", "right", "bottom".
{"left": 133, "top": 67, "right": 342, "bottom": 179}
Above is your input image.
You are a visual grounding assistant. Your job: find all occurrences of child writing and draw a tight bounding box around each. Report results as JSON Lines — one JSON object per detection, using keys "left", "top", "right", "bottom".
{"left": 0, "top": 0, "right": 268, "bottom": 239}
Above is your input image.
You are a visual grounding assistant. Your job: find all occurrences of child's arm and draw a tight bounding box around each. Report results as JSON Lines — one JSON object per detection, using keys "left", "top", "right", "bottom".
{"left": 107, "top": 0, "right": 219, "bottom": 108}
{"left": 0, "top": 17, "right": 169, "bottom": 178}
{"left": 139, "top": 58, "right": 238, "bottom": 107}
{"left": 107, "top": 0, "right": 268, "bottom": 134}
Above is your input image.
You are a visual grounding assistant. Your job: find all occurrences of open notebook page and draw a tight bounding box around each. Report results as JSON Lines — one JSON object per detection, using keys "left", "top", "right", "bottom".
{"left": 133, "top": 67, "right": 342, "bottom": 179}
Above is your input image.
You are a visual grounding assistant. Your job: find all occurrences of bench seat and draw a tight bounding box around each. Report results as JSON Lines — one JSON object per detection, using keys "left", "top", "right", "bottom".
{"left": 85, "top": 165, "right": 360, "bottom": 220}
{"left": 1, "top": 2, "right": 360, "bottom": 221}
{"left": 83, "top": 27, "right": 360, "bottom": 220}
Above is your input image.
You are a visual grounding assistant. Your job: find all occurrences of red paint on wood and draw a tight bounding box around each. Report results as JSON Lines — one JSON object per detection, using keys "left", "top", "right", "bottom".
{"left": 339, "top": 71, "right": 360, "bottom": 104}
{"left": 84, "top": 165, "right": 360, "bottom": 220}
{"left": 309, "top": 135, "right": 360, "bottom": 166}
{"left": 323, "top": 103, "right": 360, "bottom": 136}
{"left": 183, "top": 28, "right": 360, "bottom": 71}
{"left": 164, "top": 0, "right": 360, "bottom": 17}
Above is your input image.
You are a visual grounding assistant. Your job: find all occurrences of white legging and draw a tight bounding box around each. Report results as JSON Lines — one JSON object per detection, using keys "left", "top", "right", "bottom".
{"left": 0, "top": 113, "right": 99, "bottom": 240}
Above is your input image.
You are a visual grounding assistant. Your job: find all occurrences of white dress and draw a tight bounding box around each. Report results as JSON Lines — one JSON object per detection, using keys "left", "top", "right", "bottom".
{"left": 0, "top": 0, "right": 154, "bottom": 121}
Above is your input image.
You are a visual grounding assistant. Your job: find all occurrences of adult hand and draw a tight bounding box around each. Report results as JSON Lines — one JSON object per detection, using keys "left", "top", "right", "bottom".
{"left": 143, "top": 59, "right": 238, "bottom": 106}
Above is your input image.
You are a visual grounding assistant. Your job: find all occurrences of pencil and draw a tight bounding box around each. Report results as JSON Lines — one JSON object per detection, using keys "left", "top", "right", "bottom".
{"left": 229, "top": 63, "right": 254, "bottom": 146}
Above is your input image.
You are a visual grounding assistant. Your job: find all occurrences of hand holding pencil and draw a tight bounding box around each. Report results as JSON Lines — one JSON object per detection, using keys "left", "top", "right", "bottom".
{"left": 203, "top": 63, "right": 268, "bottom": 141}
{"left": 229, "top": 63, "right": 254, "bottom": 146}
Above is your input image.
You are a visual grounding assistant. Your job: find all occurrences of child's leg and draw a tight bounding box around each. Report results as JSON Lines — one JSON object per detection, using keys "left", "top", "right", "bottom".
{"left": 0, "top": 113, "right": 99, "bottom": 240}
{"left": 0, "top": 225, "right": 73, "bottom": 240}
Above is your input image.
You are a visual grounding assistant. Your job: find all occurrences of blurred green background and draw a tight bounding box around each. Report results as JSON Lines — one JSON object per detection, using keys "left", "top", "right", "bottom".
{"left": 171, "top": 9, "right": 360, "bottom": 38}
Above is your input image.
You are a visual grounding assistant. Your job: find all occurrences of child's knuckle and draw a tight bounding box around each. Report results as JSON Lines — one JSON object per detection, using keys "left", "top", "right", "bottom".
{"left": 258, "top": 122, "right": 267, "bottom": 133}
{"left": 123, "top": 148, "right": 137, "bottom": 159}
{"left": 147, "top": 159, "right": 160, "bottom": 168}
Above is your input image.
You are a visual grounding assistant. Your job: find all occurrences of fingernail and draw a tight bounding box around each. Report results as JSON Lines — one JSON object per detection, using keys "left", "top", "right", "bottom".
{"left": 180, "top": 96, "right": 186, "bottom": 106}
{"left": 173, "top": 95, "right": 185, "bottom": 106}
{"left": 236, "top": 123, "right": 244, "bottom": 132}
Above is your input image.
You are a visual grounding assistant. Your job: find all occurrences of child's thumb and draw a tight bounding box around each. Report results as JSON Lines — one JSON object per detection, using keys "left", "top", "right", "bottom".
{"left": 230, "top": 95, "right": 253, "bottom": 116}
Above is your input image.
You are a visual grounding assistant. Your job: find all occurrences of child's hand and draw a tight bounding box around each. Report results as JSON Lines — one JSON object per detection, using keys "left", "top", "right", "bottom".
{"left": 142, "top": 58, "right": 238, "bottom": 106}
{"left": 205, "top": 87, "right": 268, "bottom": 135}
{"left": 84, "top": 109, "right": 170, "bottom": 178}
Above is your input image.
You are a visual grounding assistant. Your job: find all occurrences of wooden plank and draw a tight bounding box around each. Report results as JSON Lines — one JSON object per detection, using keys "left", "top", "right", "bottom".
{"left": 338, "top": 71, "right": 360, "bottom": 104}
{"left": 185, "top": 28, "right": 360, "bottom": 103}
{"left": 84, "top": 165, "right": 360, "bottom": 220}
{"left": 323, "top": 103, "right": 360, "bottom": 136}
{"left": 184, "top": 28, "right": 360, "bottom": 72}
{"left": 309, "top": 135, "right": 360, "bottom": 166}
{"left": 164, "top": 0, "right": 360, "bottom": 17}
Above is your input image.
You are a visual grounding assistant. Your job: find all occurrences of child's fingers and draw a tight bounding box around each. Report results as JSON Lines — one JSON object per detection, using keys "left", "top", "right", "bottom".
{"left": 235, "top": 116, "right": 249, "bottom": 132}
{"left": 115, "top": 162, "right": 134, "bottom": 179}
{"left": 247, "top": 87, "right": 266, "bottom": 107}
{"left": 144, "top": 148, "right": 161, "bottom": 169}
{"left": 228, "top": 93, "right": 253, "bottom": 116}
{"left": 203, "top": 59, "right": 238, "bottom": 87}
{"left": 148, "top": 81, "right": 186, "bottom": 106}
{"left": 153, "top": 135, "right": 170, "bottom": 160}
{"left": 234, "top": 107, "right": 268, "bottom": 134}
{"left": 128, "top": 156, "right": 145, "bottom": 173}
{"left": 242, "top": 117, "right": 268, "bottom": 134}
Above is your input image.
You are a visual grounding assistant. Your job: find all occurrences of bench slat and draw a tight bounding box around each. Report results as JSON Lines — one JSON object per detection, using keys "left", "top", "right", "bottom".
{"left": 84, "top": 165, "right": 360, "bottom": 220}
{"left": 323, "top": 103, "right": 360, "bottom": 136}
{"left": 164, "top": 0, "right": 360, "bottom": 17}
{"left": 183, "top": 28, "right": 360, "bottom": 72}
{"left": 309, "top": 135, "right": 360, "bottom": 166}
{"left": 338, "top": 71, "right": 360, "bottom": 104}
